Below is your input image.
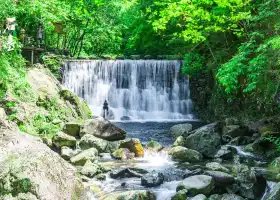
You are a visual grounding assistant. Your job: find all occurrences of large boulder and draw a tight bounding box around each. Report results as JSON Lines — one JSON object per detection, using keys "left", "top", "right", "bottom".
{"left": 0, "top": 111, "right": 83, "bottom": 200}
{"left": 28, "top": 68, "right": 92, "bottom": 121}
{"left": 119, "top": 138, "right": 144, "bottom": 157}
{"left": 204, "top": 171, "right": 234, "bottom": 186}
{"left": 169, "top": 123, "right": 192, "bottom": 138}
{"left": 80, "top": 117, "right": 126, "bottom": 141}
{"left": 229, "top": 164, "right": 267, "bottom": 199}
{"left": 52, "top": 131, "right": 77, "bottom": 148}
{"left": 70, "top": 148, "right": 98, "bottom": 166}
{"left": 103, "top": 190, "right": 156, "bottom": 200}
{"left": 141, "top": 172, "right": 164, "bottom": 187}
{"left": 79, "top": 134, "right": 108, "bottom": 152}
{"left": 184, "top": 123, "right": 222, "bottom": 158}
{"left": 177, "top": 175, "right": 214, "bottom": 196}
{"left": 168, "top": 146, "right": 203, "bottom": 163}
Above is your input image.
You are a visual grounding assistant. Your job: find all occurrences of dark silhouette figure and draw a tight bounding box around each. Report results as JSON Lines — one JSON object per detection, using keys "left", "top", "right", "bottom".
{"left": 103, "top": 100, "right": 109, "bottom": 118}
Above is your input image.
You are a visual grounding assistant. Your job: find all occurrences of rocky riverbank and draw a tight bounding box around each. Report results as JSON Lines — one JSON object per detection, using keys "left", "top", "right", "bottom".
{"left": 2, "top": 105, "right": 280, "bottom": 199}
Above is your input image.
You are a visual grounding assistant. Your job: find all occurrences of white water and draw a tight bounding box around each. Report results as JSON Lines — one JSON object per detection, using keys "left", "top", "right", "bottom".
{"left": 62, "top": 60, "right": 193, "bottom": 121}
{"left": 84, "top": 150, "right": 180, "bottom": 200}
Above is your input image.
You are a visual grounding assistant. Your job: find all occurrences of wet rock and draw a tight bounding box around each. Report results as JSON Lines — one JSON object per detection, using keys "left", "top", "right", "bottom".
{"left": 146, "top": 140, "right": 163, "bottom": 151}
{"left": 96, "top": 173, "right": 106, "bottom": 181}
{"left": 228, "top": 136, "right": 252, "bottom": 146}
{"left": 192, "top": 194, "right": 207, "bottom": 200}
{"left": 171, "top": 189, "right": 188, "bottom": 200}
{"left": 205, "top": 162, "right": 229, "bottom": 173}
{"left": 209, "top": 194, "right": 245, "bottom": 200}
{"left": 62, "top": 122, "right": 81, "bottom": 137}
{"left": 168, "top": 146, "right": 203, "bottom": 163}
{"left": 177, "top": 175, "right": 214, "bottom": 196}
{"left": 229, "top": 164, "right": 267, "bottom": 199}
{"left": 268, "top": 157, "right": 280, "bottom": 173}
{"left": 244, "top": 138, "right": 268, "bottom": 154}
{"left": 103, "top": 190, "right": 156, "bottom": 200}
{"left": 184, "top": 123, "right": 222, "bottom": 158}
{"left": 80, "top": 160, "right": 99, "bottom": 178}
{"left": 169, "top": 123, "right": 192, "bottom": 138}
{"left": 79, "top": 134, "right": 108, "bottom": 152}
{"left": 80, "top": 117, "right": 126, "bottom": 141}
{"left": 110, "top": 168, "right": 142, "bottom": 179}
{"left": 60, "top": 146, "right": 78, "bottom": 160}
{"left": 120, "top": 116, "right": 131, "bottom": 121}
{"left": 70, "top": 148, "right": 98, "bottom": 166}
{"left": 223, "top": 125, "right": 252, "bottom": 138}
{"left": 173, "top": 136, "right": 185, "bottom": 147}
{"left": 119, "top": 138, "right": 144, "bottom": 157}
{"left": 204, "top": 171, "right": 234, "bottom": 186}
{"left": 112, "top": 148, "right": 135, "bottom": 160}
{"left": 141, "top": 171, "right": 164, "bottom": 187}
{"left": 106, "top": 140, "right": 123, "bottom": 153}
{"left": 128, "top": 167, "right": 149, "bottom": 174}
{"left": 183, "top": 169, "right": 203, "bottom": 178}
{"left": 208, "top": 194, "right": 222, "bottom": 200}
{"left": 263, "top": 182, "right": 280, "bottom": 200}
{"left": 214, "top": 146, "right": 236, "bottom": 160}
{"left": 52, "top": 131, "right": 76, "bottom": 148}
{"left": 221, "top": 194, "right": 245, "bottom": 200}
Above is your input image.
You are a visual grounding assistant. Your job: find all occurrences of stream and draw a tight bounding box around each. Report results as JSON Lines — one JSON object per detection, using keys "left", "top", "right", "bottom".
{"left": 83, "top": 121, "right": 276, "bottom": 200}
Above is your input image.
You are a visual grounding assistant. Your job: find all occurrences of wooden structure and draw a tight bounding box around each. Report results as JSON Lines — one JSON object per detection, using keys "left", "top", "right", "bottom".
{"left": 22, "top": 46, "right": 45, "bottom": 65}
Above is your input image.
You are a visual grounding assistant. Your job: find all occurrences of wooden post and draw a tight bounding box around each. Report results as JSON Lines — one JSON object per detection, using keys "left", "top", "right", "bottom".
{"left": 31, "top": 49, "right": 34, "bottom": 65}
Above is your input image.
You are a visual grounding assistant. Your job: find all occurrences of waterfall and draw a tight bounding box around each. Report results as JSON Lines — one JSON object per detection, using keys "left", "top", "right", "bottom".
{"left": 62, "top": 60, "right": 193, "bottom": 121}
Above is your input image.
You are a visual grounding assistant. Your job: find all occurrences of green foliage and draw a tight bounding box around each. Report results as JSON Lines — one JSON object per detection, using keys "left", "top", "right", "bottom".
{"left": 265, "top": 136, "right": 280, "bottom": 152}
{"left": 150, "top": 0, "right": 251, "bottom": 43}
{"left": 0, "top": 51, "right": 34, "bottom": 102}
{"left": 182, "top": 53, "right": 204, "bottom": 76}
{"left": 42, "top": 54, "right": 63, "bottom": 79}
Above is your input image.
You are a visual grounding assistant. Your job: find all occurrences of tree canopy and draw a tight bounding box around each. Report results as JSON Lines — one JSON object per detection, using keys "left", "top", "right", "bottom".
{"left": 1, "top": 0, "right": 280, "bottom": 119}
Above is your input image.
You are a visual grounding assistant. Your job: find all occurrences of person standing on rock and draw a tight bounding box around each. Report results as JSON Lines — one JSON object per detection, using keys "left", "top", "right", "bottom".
{"left": 103, "top": 100, "right": 109, "bottom": 119}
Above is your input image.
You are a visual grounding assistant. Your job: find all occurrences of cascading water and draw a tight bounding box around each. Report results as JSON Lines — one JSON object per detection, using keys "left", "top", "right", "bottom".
{"left": 62, "top": 60, "right": 193, "bottom": 121}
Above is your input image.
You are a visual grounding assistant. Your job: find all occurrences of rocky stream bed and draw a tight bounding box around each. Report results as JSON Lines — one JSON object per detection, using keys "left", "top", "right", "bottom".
{"left": 1, "top": 107, "right": 280, "bottom": 200}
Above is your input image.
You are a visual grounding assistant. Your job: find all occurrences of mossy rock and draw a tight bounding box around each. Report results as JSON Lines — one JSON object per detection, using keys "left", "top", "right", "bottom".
{"left": 146, "top": 140, "right": 163, "bottom": 151}
{"left": 171, "top": 189, "right": 188, "bottom": 200}
{"left": 59, "top": 90, "right": 92, "bottom": 120}
{"left": 112, "top": 148, "right": 135, "bottom": 160}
